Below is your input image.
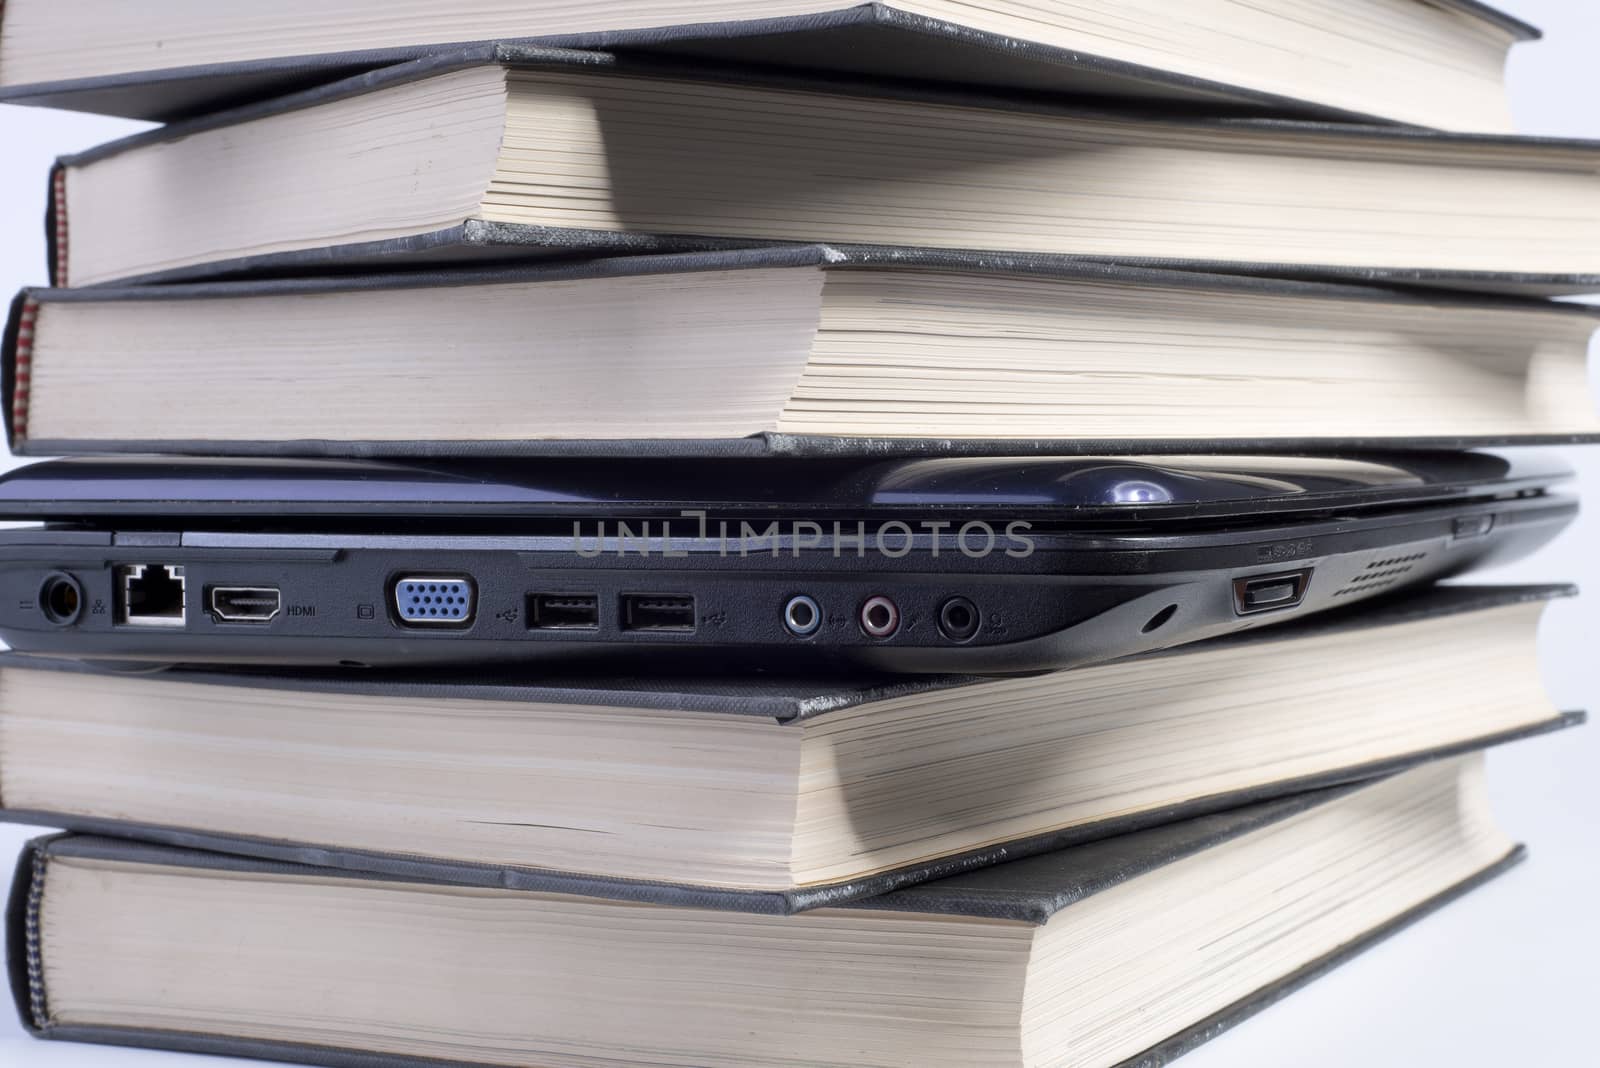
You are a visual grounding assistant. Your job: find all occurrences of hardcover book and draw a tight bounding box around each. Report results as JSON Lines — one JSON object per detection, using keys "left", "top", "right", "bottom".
{"left": 44, "top": 48, "right": 1600, "bottom": 292}
{"left": 7, "top": 247, "right": 1597, "bottom": 456}
{"left": 0, "top": 585, "right": 1579, "bottom": 913}
{"left": 0, "top": 1, "right": 1537, "bottom": 132}
{"left": 7, "top": 758, "right": 1526, "bottom": 1067}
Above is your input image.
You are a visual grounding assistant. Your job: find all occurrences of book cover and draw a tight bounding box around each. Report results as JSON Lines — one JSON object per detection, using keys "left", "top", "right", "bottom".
{"left": 9, "top": 244, "right": 1596, "bottom": 457}
{"left": 0, "top": 2, "right": 1539, "bottom": 127}
{"left": 6, "top": 766, "right": 1527, "bottom": 1067}
{"left": 42, "top": 47, "right": 1600, "bottom": 294}
{"left": 0, "top": 584, "right": 1580, "bottom": 914}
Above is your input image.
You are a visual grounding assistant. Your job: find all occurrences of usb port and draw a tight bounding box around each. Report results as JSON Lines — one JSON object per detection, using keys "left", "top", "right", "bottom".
{"left": 1233, "top": 569, "right": 1313, "bottom": 616}
{"left": 620, "top": 594, "right": 696, "bottom": 633}
{"left": 528, "top": 594, "right": 599, "bottom": 630}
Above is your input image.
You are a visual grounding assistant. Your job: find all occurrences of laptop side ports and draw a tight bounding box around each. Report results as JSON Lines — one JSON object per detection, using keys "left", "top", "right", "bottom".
{"left": 39, "top": 573, "right": 84, "bottom": 626}
{"left": 208, "top": 586, "right": 282, "bottom": 624}
{"left": 1233, "top": 569, "right": 1313, "bottom": 616}
{"left": 783, "top": 595, "right": 823, "bottom": 637}
{"left": 938, "top": 597, "right": 981, "bottom": 642}
{"left": 116, "top": 564, "right": 187, "bottom": 627}
{"left": 392, "top": 576, "right": 476, "bottom": 627}
{"left": 859, "top": 595, "right": 901, "bottom": 639}
{"left": 620, "top": 594, "right": 696, "bottom": 633}
{"left": 528, "top": 594, "right": 600, "bottom": 630}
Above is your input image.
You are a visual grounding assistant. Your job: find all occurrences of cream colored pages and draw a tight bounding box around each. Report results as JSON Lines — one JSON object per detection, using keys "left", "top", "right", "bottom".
{"left": 1020, "top": 758, "right": 1512, "bottom": 1067}
{"left": 25, "top": 268, "right": 825, "bottom": 441}
{"left": 782, "top": 271, "right": 1600, "bottom": 439}
{"left": 30, "top": 761, "right": 1506, "bottom": 1068}
{"left": 790, "top": 602, "right": 1552, "bottom": 883}
{"left": 487, "top": 72, "right": 1600, "bottom": 274}
{"left": 0, "top": 672, "right": 804, "bottom": 889}
{"left": 62, "top": 66, "right": 510, "bottom": 285}
{"left": 39, "top": 859, "right": 1036, "bottom": 1068}
{"left": 18, "top": 267, "right": 1598, "bottom": 444}
{"left": 0, "top": 602, "right": 1555, "bottom": 893}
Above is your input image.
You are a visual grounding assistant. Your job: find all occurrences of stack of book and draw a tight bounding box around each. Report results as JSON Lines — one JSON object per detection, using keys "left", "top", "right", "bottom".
{"left": 0, "top": 2, "right": 1592, "bottom": 1066}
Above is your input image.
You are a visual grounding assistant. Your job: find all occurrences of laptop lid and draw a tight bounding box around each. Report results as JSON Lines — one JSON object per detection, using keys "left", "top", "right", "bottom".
{"left": 0, "top": 452, "right": 1570, "bottom": 524}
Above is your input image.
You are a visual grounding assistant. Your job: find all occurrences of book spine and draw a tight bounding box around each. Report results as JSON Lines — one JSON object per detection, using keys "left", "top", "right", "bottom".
{"left": 20, "top": 851, "right": 46, "bottom": 1030}
{"left": 1, "top": 288, "right": 35, "bottom": 453}
{"left": 46, "top": 162, "right": 67, "bottom": 287}
{"left": 4, "top": 836, "right": 55, "bottom": 1036}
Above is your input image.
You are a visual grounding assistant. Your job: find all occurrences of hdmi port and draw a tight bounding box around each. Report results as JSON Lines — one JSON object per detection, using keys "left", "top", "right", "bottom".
{"left": 207, "top": 586, "right": 282, "bottom": 624}
{"left": 621, "top": 594, "right": 696, "bottom": 633}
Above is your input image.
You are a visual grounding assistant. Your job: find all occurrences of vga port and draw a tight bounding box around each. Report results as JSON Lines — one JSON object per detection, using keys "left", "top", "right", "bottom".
{"left": 392, "top": 576, "right": 476, "bottom": 627}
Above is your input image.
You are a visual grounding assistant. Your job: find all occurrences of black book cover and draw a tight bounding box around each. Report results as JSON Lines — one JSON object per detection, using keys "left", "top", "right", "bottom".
{"left": 0, "top": 584, "right": 1580, "bottom": 915}
{"left": 8, "top": 244, "right": 1597, "bottom": 458}
{"left": 41, "top": 45, "right": 1600, "bottom": 295}
{"left": 0, "top": 2, "right": 1540, "bottom": 124}
{"left": 7, "top": 793, "right": 1528, "bottom": 1068}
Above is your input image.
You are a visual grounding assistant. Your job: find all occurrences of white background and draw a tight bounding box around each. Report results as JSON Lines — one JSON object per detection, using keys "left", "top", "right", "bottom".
{"left": 0, "top": 0, "right": 1595, "bottom": 1063}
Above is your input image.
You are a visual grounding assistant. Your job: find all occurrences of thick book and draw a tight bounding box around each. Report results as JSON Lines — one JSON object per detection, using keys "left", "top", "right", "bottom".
{"left": 7, "top": 247, "right": 1597, "bottom": 457}
{"left": 0, "top": 1, "right": 1536, "bottom": 132}
{"left": 44, "top": 48, "right": 1600, "bottom": 293}
{"left": 0, "top": 584, "right": 1580, "bottom": 913}
{"left": 7, "top": 758, "right": 1526, "bottom": 1068}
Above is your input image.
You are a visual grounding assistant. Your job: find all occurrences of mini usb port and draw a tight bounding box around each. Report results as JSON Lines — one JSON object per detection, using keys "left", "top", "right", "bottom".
{"left": 1233, "top": 569, "right": 1313, "bottom": 616}
{"left": 528, "top": 594, "right": 599, "bottom": 630}
{"left": 621, "top": 594, "right": 696, "bottom": 633}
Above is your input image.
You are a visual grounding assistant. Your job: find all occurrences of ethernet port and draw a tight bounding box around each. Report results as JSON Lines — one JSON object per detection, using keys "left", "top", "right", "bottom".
{"left": 117, "top": 564, "right": 187, "bottom": 628}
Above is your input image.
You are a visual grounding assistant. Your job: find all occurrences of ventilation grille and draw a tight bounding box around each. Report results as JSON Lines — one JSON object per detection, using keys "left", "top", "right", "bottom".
{"left": 1332, "top": 552, "right": 1429, "bottom": 598}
